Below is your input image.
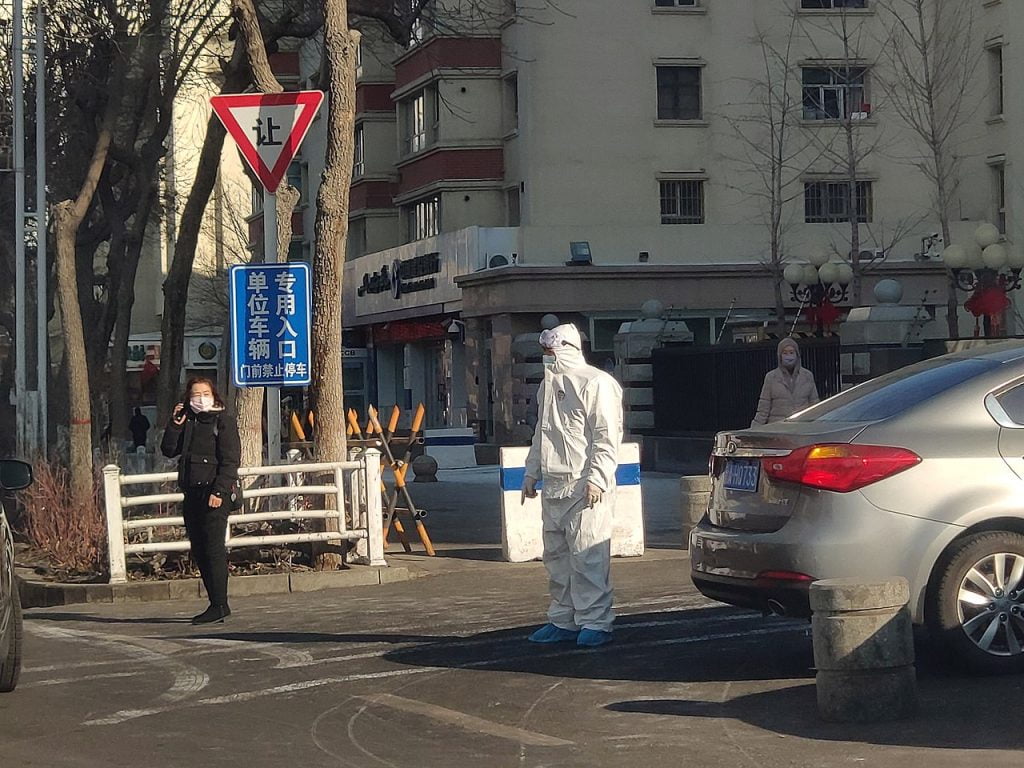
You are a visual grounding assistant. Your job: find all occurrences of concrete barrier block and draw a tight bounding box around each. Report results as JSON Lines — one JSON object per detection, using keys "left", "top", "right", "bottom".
{"left": 810, "top": 577, "right": 911, "bottom": 613}
{"left": 499, "top": 443, "right": 645, "bottom": 563}
{"left": 816, "top": 666, "right": 918, "bottom": 723}
{"left": 424, "top": 428, "right": 477, "bottom": 469}
{"left": 812, "top": 608, "right": 915, "bottom": 670}
{"left": 621, "top": 364, "right": 653, "bottom": 383}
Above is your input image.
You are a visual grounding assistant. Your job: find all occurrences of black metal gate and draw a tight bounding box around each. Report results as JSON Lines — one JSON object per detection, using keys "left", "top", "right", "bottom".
{"left": 652, "top": 339, "right": 842, "bottom": 435}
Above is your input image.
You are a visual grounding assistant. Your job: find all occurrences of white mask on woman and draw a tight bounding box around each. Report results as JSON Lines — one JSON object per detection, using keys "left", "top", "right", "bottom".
{"left": 190, "top": 395, "right": 215, "bottom": 413}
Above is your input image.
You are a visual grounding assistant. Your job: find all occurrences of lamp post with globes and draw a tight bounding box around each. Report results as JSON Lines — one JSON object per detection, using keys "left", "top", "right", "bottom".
{"left": 783, "top": 249, "right": 854, "bottom": 335}
{"left": 941, "top": 223, "right": 1023, "bottom": 337}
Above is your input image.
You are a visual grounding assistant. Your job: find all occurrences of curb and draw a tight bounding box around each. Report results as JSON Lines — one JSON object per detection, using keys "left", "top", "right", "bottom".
{"left": 17, "top": 565, "right": 417, "bottom": 609}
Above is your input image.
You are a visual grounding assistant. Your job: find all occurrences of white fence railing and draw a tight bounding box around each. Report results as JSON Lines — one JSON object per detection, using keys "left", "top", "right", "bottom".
{"left": 102, "top": 449, "right": 385, "bottom": 584}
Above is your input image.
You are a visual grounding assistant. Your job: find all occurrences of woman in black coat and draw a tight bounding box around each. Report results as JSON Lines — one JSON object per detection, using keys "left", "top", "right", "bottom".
{"left": 161, "top": 377, "right": 241, "bottom": 624}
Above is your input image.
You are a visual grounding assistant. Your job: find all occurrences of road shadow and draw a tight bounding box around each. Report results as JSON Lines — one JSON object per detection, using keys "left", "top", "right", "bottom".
{"left": 176, "top": 630, "right": 442, "bottom": 645}
{"left": 26, "top": 612, "right": 192, "bottom": 625}
{"left": 606, "top": 669, "right": 1024, "bottom": 752}
{"left": 376, "top": 606, "right": 818, "bottom": 684}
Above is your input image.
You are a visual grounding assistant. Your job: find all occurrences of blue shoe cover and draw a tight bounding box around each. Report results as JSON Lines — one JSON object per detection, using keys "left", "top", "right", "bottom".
{"left": 528, "top": 624, "right": 578, "bottom": 643}
{"left": 577, "top": 628, "right": 614, "bottom": 647}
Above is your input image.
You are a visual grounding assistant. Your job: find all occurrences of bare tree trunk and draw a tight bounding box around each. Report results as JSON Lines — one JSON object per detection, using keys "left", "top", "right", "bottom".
{"left": 53, "top": 120, "right": 115, "bottom": 508}
{"left": 157, "top": 69, "right": 247, "bottom": 423}
{"left": 310, "top": 0, "right": 358, "bottom": 571}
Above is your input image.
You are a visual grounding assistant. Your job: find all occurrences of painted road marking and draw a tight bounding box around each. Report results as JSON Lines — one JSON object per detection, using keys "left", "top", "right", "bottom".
{"left": 357, "top": 694, "right": 574, "bottom": 747}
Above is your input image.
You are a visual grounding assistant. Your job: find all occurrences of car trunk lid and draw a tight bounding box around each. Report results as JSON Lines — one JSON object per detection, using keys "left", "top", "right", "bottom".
{"left": 708, "top": 422, "right": 869, "bottom": 532}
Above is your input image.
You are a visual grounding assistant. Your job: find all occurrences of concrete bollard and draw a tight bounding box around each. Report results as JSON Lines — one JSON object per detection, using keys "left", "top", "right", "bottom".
{"left": 810, "top": 577, "right": 917, "bottom": 723}
{"left": 680, "top": 475, "right": 711, "bottom": 549}
{"left": 411, "top": 454, "right": 439, "bottom": 483}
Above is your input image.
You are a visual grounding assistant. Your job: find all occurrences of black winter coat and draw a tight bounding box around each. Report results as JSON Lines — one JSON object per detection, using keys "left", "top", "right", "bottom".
{"left": 161, "top": 409, "right": 241, "bottom": 499}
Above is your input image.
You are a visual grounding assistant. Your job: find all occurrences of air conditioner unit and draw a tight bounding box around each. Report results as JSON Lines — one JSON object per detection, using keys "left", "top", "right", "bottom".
{"left": 185, "top": 337, "right": 221, "bottom": 368}
{"left": 852, "top": 248, "right": 886, "bottom": 264}
{"left": 488, "top": 254, "right": 509, "bottom": 268}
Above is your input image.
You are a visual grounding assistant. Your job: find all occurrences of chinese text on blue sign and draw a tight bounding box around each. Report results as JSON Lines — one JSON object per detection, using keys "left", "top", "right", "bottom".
{"left": 229, "top": 263, "right": 312, "bottom": 387}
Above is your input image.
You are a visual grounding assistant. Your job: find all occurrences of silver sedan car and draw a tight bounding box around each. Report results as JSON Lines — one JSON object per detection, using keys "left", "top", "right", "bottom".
{"left": 691, "top": 341, "right": 1024, "bottom": 674}
{"left": 1, "top": 459, "right": 33, "bottom": 692}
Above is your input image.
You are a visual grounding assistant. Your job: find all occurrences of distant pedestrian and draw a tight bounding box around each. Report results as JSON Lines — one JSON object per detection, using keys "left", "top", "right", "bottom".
{"left": 752, "top": 338, "right": 820, "bottom": 426}
{"left": 129, "top": 407, "right": 151, "bottom": 450}
{"left": 161, "top": 377, "right": 241, "bottom": 625}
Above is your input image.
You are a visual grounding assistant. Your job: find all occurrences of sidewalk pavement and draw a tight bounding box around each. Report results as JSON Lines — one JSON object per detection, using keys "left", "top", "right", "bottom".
{"left": 18, "top": 466, "right": 689, "bottom": 606}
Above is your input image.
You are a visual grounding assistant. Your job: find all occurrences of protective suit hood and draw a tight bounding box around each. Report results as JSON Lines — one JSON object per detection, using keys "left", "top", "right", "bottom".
{"left": 540, "top": 323, "right": 587, "bottom": 374}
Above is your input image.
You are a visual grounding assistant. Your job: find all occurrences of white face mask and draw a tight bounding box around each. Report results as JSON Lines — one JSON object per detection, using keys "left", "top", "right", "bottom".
{"left": 190, "top": 395, "right": 215, "bottom": 413}
{"left": 781, "top": 353, "right": 798, "bottom": 368}
{"left": 542, "top": 354, "right": 557, "bottom": 368}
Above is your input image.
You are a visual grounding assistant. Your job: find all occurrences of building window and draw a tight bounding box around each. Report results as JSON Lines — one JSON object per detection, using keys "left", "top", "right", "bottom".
{"left": 287, "top": 240, "right": 308, "bottom": 263}
{"left": 994, "top": 164, "right": 1007, "bottom": 234}
{"left": 655, "top": 0, "right": 698, "bottom": 6}
{"left": 989, "top": 45, "right": 1004, "bottom": 116}
{"left": 353, "top": 125, "right": 365, "bottom": 178}
{"left": 251, "top": 184, "right": 264, "bottom": 216}
{"left": 656, "top": 66, "right": 702, "bottom": 121}
{"left": 660, "top": 180, "right": 705, "bottom": 224}
{"left": 347, "top": 217, "right": 367, "bottom": 261}
{"left": 286, "top": 161, "right": 306, "bottom": 205}
{"left": 802, "top": 66, "right": 867, "bottom": 120}
{"left": 407, "top": 195, "right": 440, "bottom": 242}
{"left": 804, "top": 181, "right": 873, "bottom": 223}
{"left": 801, "top": 0, "right": 867, "bottom": 7}
{"left": 404, "top": 87, "right": 438, "bottom": 155}
{"left": 503, "top": 73, "right": 519, "bottom": 133}
{"left": 506, "top": 187, "right": 521, "bottom": 226}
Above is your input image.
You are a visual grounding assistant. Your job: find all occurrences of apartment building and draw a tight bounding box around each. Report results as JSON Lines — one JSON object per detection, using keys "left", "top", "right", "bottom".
{"left": 288, "top": 0, "right": 1015, "bottom": 441}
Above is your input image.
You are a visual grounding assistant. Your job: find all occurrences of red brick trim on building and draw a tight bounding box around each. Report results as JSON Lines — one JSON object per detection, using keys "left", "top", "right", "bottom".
{"left": 398, "top": 148, "right": 504, "bottom": 196}
{"left": 395, "top": 38, "right": 502, "bottom": 89}
{"left": 356, "top": 83, "right": 396, "bottom": 115}
{"left": 350, "top": 180, "right": 399, "bottom": 212}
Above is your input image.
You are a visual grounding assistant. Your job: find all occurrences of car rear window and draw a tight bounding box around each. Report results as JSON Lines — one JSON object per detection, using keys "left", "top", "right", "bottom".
{"left": 792, "top": 358, "right": 1000, "bottom": 423}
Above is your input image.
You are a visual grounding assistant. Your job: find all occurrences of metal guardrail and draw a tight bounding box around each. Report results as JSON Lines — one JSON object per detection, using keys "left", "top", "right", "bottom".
{"left": 102, "top": 450, "right": 385, "bottom": 584}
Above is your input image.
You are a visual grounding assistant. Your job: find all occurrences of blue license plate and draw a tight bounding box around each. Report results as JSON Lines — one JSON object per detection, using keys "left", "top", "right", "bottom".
{"left": 723, "top": 459, "right": 760, "bottom": 492}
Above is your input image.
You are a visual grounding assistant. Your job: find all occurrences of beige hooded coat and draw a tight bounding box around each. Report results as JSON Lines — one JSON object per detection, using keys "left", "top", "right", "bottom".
{"left": 751, "top": 338, "right": 820, "bottom": 426}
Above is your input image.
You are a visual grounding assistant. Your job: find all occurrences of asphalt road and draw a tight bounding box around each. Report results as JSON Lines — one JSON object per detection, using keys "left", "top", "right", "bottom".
{"left": 4, "top": 551, "right": 1024, "bottom": 768}
{"left": 5, "top": 469, "right": 1024, "bottom": 766}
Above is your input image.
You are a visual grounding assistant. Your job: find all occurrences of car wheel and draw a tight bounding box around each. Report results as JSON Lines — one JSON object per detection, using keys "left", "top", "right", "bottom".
{"left": 0, "top": 533, "right": 22, "bottom": 693}
{"left": 927, "top": 531, "right": 1024, "bottom": 674}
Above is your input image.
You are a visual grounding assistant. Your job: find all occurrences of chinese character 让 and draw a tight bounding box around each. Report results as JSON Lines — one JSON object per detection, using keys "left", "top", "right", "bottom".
{"left": 253, "top": 117, "right": 282, "bottom": 147}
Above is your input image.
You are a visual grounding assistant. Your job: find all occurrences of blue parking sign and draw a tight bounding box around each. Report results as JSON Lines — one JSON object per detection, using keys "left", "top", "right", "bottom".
{"left": 229, "top": 263, "right": 312, "bottom": 387}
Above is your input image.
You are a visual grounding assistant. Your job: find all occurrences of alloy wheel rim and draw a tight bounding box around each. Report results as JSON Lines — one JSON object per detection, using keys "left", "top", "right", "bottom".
{"left": 957, "top": 552, "right": 1024, "bottom": 657}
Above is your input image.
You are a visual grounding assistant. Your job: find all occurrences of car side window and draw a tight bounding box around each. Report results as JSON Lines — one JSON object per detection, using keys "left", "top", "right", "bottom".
{"left": 995, "top": 384, "right": 1024, "bottom": 426}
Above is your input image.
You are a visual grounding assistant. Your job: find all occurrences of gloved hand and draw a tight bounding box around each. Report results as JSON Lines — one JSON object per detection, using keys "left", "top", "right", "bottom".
{"left": 521, "top": 476, "right": 538, "bottom": 504}
{"left": 585, "top": 483, "right": 603, "bottom": 508}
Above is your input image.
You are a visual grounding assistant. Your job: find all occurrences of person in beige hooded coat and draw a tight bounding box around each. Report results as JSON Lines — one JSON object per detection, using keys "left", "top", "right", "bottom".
{"left": 752, "top": 338, "right": 820, "bottom": 426}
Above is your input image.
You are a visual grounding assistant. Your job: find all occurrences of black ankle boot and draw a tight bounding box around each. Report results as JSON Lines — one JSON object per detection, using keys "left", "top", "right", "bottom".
{"left": 191, "top": 605, "right": 230, "bottom": 625}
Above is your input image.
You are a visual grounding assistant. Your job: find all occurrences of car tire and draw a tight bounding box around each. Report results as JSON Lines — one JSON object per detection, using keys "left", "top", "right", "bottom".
{"left": 0, "top": 579, "right": 22, "bottom": 692}
{"left": 927, "top": 531, "right": 1024, "bottom": 675}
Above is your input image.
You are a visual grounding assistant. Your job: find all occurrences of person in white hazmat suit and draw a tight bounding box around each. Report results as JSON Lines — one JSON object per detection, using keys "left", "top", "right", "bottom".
{"left": 522, "top": 323, "right": 624, "bottom": 647}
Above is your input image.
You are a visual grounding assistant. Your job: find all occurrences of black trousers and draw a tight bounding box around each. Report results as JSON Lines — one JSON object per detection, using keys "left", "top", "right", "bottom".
{"left": 182, "top": 489, "right": 229, "bottom": 607}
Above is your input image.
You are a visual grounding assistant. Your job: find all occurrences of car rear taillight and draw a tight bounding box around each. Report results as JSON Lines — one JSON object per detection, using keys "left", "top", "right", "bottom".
{"left": 761, "top": 444, "right": 921, "bottom": 493}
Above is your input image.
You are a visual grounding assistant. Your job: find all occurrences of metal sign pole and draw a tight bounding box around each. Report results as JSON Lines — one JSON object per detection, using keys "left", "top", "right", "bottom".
{"left": 264, "top": 190, "right": 282, "bottom": 464}
{"left": 13, "top": 0, "right": 26, "bottom": 455}
{"left": 35, "top": 2, "right": 47, "bottom": 455}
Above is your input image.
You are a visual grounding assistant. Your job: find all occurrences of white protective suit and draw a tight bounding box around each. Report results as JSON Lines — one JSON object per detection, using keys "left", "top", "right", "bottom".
{"left": 525, "top": 324, "right": 624, "bottom": 633}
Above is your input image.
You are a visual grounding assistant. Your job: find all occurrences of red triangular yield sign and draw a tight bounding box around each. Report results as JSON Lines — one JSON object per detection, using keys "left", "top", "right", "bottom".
{"left": 210, "top": 90, "right": 324, "bottom": 193}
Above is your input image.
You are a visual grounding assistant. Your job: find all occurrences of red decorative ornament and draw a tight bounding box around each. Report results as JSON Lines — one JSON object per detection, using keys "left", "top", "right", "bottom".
{"left": 964, "top": 285, "right": 1010, "bottom": 336}
{"left": 804, "top": 300, "right": 842, "bottom": 330}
